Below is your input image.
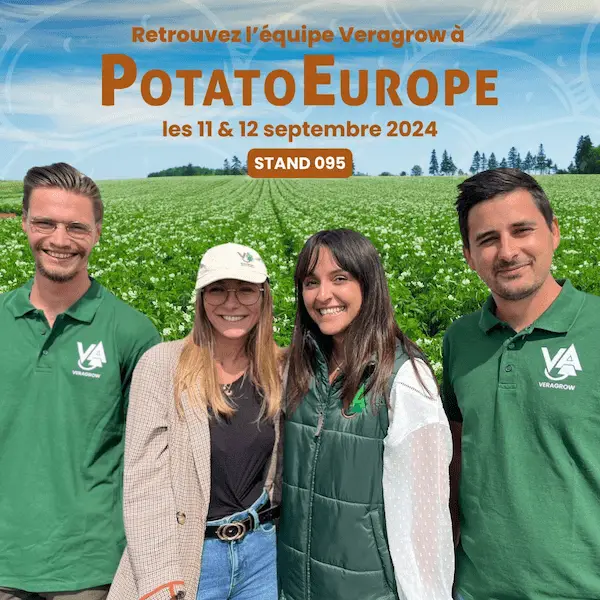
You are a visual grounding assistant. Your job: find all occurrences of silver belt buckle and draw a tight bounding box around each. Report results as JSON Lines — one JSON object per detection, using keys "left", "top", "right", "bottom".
{"left": 216, "top": 521, "right": 247, "bottom": 541}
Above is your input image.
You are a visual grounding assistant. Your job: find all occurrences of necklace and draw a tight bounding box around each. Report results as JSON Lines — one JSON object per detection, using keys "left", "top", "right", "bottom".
{"left": 221, "top": 382, "right": 234, "bottom": 398}
{"left": 330, "top": 355, "right": 344, "bottom": 376}
{"left": 220, "top": 370, "right": 246, "bottom": 398}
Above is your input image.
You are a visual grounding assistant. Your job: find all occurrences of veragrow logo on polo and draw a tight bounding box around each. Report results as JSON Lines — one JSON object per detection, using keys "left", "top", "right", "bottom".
{"left": 542, "top": 344, "right": 581, "bottom": 381}
{"left": 539, "top": 344, "right": 581, "bottom": 391}
{"left": 72, "top": 341, "right": 107, "bottom": 379}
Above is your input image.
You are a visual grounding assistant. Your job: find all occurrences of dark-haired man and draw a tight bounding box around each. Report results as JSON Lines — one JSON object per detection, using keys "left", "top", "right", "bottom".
{"left": 442, "top": 168, "right": 600, "bottom": 600}
{"left": 0, "top": 163, "right": 160, "bottom": 600}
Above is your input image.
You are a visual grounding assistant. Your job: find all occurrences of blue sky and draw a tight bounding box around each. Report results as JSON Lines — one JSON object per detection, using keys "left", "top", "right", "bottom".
{"left": 1, "top": 0, "right": 600, "bottom": 179}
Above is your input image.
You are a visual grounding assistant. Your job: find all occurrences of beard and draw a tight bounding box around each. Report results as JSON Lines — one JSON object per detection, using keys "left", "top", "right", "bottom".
{"left": 492, "top": 261, "right": 543, "bottom": 301}
{"left": 34, "top": 243, "right": 85, "bottom": 283}
{"left": 37, "top": 258, "right": 78, "bottom": 282}
{"left": 494, "top": 280, "right": 543, "bottom": 301}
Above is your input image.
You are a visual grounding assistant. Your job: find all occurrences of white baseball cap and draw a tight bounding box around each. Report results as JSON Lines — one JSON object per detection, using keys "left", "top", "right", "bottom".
{"left": 195, "top": 243, "right": 268, "bottom": 291}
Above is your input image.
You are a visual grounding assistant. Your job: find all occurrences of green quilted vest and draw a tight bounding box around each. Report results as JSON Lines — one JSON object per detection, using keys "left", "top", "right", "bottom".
{"left": 278, "top": 341, "right": 409, "bottom": 600}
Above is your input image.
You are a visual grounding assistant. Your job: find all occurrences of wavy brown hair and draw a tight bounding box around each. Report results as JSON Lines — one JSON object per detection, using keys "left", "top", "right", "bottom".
{"left": 286, "top": 229, "right": 434, "bottom": 412}
{"left": 175, "top": 281, "right": 281, "bottom": 421}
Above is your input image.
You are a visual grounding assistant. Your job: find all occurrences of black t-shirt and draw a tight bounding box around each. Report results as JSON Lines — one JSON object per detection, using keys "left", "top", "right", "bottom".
{"left": 207, "top": 373, "right": 276, "bottom": 520}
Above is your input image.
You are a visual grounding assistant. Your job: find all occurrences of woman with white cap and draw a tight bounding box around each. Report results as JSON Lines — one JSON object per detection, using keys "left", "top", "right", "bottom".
{"left": 108, "top": 243, "right": 282, "bottom": 600}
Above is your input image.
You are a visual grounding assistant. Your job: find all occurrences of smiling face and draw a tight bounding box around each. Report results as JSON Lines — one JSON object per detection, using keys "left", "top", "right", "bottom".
{"left": 22, "top": 187, "right": 100, "bottom": 283}
{"left": 463, "top": 188, "right": 560, "bottom": 302}
{"left": 301, "top": 246, "right": 363, "bottom": 342}
{"left": 202, "top": 279, "right": 263, "bottom": 341}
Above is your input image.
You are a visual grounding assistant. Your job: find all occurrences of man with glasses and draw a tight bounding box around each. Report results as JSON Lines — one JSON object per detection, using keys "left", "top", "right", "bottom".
{"left": 0, "top": 163, "right": 160, "bottom": 600}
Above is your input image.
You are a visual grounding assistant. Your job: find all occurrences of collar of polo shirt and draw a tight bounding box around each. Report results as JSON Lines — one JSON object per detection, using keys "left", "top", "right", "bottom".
{"left": 478, "top": 279, "right": 582, "bottom": 334}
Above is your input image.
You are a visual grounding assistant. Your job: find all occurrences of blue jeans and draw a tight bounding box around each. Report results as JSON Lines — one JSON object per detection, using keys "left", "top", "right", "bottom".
{"left": 196, "top": 491, "right": 277, "bottom": 600}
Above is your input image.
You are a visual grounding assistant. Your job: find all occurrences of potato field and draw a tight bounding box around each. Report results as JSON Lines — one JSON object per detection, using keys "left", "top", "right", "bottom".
{"left": 1, "top": 175, "right": 598, "bottom": 372}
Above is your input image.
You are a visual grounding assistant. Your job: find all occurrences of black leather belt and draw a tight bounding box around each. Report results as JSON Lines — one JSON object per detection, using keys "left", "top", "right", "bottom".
{"left": 205, "top": 505, "right": 280, "bottom": 542}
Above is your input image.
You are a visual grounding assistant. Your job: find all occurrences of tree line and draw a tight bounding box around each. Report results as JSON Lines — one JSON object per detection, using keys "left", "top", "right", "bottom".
{"left": 385, "top": 135, "right": 600, "bottom": 177}
{"left": 146, "top": 135, "right": 600, "bottom": 177}
{"left": 148, "top": 156, "right": 246, "bottom": 177}
{"left": 393, "top": 145, "right": 555, "bottom": 177}
{"left": 567, "top": 135, "right": 600, "bottom": 174}
{"left": 379, "top": 149, "right": 461, "bottom": 177}
{"left": 468, "top": 145, "right": 555, "bottom": 175}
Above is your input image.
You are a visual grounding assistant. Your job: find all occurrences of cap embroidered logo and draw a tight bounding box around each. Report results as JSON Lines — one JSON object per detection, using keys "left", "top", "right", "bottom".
{"left": 238, "top": 251, "right": 255, "bottom": 263}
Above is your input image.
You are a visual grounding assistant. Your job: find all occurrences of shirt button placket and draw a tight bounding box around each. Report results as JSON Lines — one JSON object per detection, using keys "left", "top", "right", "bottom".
{"left": 499, "top": 338, "right": 516, "bottom": 384}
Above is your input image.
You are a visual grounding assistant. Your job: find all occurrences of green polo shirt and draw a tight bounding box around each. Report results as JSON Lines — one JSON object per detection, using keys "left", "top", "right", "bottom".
{"left": 0, "top": 278, "right": 160, "bottom": 592}
{"left": 442, "top": 280, "right": 600, "bottom": 600}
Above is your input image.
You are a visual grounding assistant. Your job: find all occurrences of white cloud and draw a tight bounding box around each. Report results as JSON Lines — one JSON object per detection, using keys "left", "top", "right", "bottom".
{"left": 0, "top": 70, "right": 318, "bottom": 152}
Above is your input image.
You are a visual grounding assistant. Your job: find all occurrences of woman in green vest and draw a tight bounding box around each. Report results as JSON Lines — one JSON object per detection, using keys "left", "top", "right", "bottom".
{"left": 278, "top": 229, "right": 454, "bottom": 600}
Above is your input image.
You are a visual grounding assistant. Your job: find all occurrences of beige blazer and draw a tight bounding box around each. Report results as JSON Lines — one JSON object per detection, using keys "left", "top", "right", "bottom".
{"left": 108, "top": 339, "right": 281, "bottom": 600}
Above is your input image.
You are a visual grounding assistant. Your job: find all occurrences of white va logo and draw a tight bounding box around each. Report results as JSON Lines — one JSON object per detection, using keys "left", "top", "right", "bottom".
{"left": 77, "top": 341, "right": 107, "bottom": 371}
{"left": 542, "top": 344, "right": 582, "bottom": 381}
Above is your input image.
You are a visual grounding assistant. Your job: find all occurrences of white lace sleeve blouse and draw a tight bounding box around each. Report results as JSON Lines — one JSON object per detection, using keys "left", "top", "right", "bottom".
{"left": 383, "top": 358, "right": 454, "bottom": 600}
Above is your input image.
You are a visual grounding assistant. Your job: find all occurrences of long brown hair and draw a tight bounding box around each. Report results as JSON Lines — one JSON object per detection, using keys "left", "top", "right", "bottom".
{"left": 286, "top": 229, "right": 434, "bottom": 412}
{"left": 175, "top": 281, "right": 281, "bottom": 421}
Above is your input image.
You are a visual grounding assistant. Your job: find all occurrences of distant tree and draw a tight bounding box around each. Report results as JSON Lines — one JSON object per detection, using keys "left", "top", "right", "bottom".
{"left": 447, "top": 153, "right": 457, "bottom": 175}
{"left": 574, "top": 135, "right": 594, "bottom": 173}
{"left": 242, "top": 161, "right": 248, "bottom": 175}
{"left": 400, "top": 171, "right": 407, "bottom": 176}
{"left": 592, "top": 146, "right": 600, "bottom": 173}
{"left": 487, "top": 153, "right": 498, "bottom": 170}
{"left": 440, "top": 150, "right": 450, "bottom": 175}
{"left": 410, "top": 165, "right": 423, "bottom": 176}
{"left": 223, "top": 158, "right": 231, "bottom": 174}
{"left": 429, "top": 149, "right": 439, "bottom": 176}
{"left": 352, "top": 159, "right": 356, "bottom": 175}
{"left": 515, "top": 152, "right": 522, "bottom": 169}
{"left": 457, "top": 169, "right": 465, "bottom": 176}
{"left": 591, "top": 147, "right": 600, "bottom": 173}
{"left": 535, "top": 144, "right": 547, "bottom": 174}
{"left": 470, "top": 151, "right": 481, "bottom": 174}
{"left": 480, "top": 153, "right": 488, "bottom": 171}
{"left": 522, "top": 151, "right": 534, "bottom": 172}
{"left": 148, "top": 163, "right": 223, "bottom": 177}
{"left": 507, "top": 146, "right": 518, "bottom": 168}
{"left": 231, "top": 155, "right": 242, "bottom": 175}
{"left": 379, "top": 171, "right": 393, "bottom": 176}
{"left": 499, "top": 157, "right": 508, "bottom": 168}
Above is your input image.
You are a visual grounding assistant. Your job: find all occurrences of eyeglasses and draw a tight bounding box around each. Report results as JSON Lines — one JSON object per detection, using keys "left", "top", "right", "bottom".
{"left": 28, "top": 218, "right": 94, "bottom": 240}
{"left": 203, "top": 284, "right": 264, "bottom": 306}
